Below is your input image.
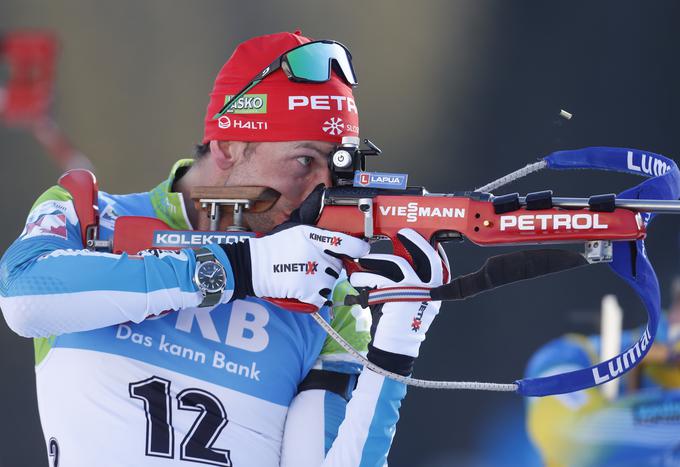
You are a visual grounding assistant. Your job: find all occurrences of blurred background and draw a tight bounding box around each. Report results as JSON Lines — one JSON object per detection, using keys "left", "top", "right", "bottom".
{"left": 1, "top": 1, "right": 680, "bottom": 466}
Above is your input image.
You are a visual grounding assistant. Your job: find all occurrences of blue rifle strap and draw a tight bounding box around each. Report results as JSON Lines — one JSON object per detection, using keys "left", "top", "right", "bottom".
{"left": 515, "top": 147, "right": 680, "bottom": 396}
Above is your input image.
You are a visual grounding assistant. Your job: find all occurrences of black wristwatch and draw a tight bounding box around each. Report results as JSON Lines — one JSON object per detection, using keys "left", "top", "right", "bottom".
{"left": 193, "top": 247, "right": 227, "bottom": 307}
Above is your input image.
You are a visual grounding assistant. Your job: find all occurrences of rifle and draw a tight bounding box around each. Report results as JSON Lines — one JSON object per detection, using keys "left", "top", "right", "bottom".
{"left": 56, "top": 140, "right": 680, "bottom": 396}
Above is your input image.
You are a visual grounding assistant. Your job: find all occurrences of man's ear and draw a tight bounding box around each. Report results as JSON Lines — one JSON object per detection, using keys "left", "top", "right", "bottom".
{"left": 209, "top": 140, "right": 238, "bottom": 171}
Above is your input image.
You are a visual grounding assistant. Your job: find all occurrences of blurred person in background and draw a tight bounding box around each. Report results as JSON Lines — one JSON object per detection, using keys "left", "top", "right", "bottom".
{"left": 525, "top": 278, "right": 680, "bottom": 466}
{"left": 0, "top": 31, "right": 448, "bottom": 466}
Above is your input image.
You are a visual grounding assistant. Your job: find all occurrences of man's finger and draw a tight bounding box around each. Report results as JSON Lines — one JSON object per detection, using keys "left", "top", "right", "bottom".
{"left": 396, "top": 228, "right": 443, "bottom": 286}
{"left": 349, "top": 271, "right": 385, "bottom": 289}
{"left": 357, "top": 256, "right": 405, "bottom": 283}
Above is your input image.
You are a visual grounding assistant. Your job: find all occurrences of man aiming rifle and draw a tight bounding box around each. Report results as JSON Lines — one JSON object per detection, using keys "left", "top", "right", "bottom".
{"left": 0, "top": 31, "right": 449, "bottom": 466}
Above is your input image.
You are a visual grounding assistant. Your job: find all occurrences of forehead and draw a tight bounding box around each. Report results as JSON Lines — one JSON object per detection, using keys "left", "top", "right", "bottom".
{"left": 255, "top": 140, "right": 335, "bottom": 157}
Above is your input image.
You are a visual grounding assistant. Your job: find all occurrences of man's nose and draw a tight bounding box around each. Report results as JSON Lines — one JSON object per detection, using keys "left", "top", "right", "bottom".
{"left": 313, "top": 164, "right": 333, "bottom": 188}
{"left": 296, "top": 166, "right": 332, "bottom": 205}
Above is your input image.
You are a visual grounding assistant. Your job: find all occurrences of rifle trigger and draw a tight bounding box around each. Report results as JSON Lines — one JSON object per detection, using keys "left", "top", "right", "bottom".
{"left": 432, "top": 231, "right": 464, "bottom": 244}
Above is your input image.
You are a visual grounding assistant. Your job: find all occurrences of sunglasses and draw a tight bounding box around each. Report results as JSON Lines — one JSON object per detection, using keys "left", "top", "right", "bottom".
{"left": 213, "top": 40, "right": 358, "bottom": 119}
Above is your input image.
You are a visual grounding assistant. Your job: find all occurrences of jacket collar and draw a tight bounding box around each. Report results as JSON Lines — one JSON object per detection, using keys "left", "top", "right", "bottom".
{"left": 149, "top": 159, "right": 194, "bottom": 230}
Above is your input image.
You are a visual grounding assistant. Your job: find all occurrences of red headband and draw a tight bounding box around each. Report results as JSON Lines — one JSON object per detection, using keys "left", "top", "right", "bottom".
{"left": 203, "top": 31, "right": 359, "bottom": 144}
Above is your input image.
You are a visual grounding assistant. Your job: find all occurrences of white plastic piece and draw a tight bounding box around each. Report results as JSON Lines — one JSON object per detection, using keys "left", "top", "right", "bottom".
{"left": 600, "top": 294, "right": 623, "bottom": 400}
{"left": 332, "top": 150, "right": 353, "bottom": 169}
{"left": 559, "top": 109, "right": 573, "bottom": 120}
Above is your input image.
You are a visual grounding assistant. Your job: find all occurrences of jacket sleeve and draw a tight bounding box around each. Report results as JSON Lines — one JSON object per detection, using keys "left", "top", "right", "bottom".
{"left": 280, "top": 282, "right": 405, "bottom": 467}
{"left": 0, "top": 185, "right": 233, "bottom": 337}
{"left": 280, "top": 370, "right": 405, "bottom": 467}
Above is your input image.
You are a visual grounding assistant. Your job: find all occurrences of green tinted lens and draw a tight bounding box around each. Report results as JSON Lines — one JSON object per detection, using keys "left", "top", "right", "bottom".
{"left": 286, "top": 42, "right": 357, "bottom": 85}
{"left": 286, "top": 43, "right": 330, "bottom": 81}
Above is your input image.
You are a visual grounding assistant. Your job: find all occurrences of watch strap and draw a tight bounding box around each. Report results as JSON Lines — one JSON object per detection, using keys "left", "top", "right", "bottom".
{"left": 195, "top": 247, "right": 216, "bottom": 262}
{"left": 199, "top": 289, "right": 221, "bottom": 308}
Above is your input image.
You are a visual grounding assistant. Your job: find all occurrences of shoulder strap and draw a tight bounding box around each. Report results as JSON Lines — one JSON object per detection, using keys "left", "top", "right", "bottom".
{"left": 57, "top": 169, "right": 99, "bottom": 247}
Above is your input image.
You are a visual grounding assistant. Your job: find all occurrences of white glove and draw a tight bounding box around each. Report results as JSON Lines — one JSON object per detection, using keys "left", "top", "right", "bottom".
{"left": 223, "top": 224, "right": 369, "bottom": 308}
{"left": 350, "top": 228, "right": 449, "bottom": 359}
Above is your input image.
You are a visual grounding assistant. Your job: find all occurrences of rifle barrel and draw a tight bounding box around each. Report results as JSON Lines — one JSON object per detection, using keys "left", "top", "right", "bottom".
{"left": 523, "top": 197, "right": 680, "bottom": 213}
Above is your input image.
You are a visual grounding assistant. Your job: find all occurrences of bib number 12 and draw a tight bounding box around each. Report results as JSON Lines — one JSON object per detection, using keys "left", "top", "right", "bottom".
{"left": 129, "top": 376, "right": 232, "bottom": 466}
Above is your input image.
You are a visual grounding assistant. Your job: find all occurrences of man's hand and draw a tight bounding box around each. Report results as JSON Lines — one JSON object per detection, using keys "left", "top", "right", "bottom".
{"left": 349, "top": 228, "right": 449, "bottom": 374}
{"left": 221, "top": 225, "right": 369, "bottom": 308}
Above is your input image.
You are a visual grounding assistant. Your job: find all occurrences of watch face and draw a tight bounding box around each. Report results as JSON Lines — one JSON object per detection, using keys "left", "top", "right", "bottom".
{"left": 196, "top": 261, "right": 226, "bottom": 294}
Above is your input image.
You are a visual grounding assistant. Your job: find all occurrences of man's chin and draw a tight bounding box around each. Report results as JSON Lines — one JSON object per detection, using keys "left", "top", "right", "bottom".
{"left": 243, "top": 211, "right": 290, "bottom": 233}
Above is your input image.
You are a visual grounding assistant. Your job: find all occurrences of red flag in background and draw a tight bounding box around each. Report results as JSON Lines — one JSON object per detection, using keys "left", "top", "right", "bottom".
{"left": 0, "top": 31, "right": 92, "bottom": 170}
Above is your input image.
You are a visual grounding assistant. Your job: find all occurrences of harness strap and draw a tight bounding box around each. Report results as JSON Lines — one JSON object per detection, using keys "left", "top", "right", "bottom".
{"left": 57, "top": 169, "right": 99, "bottom": 247}
{"left": 347, "top": 249, "right": 589, "bottom": 307}
{"left": 517, "top": 147, "right": 680, "bottom": 396}
{"left": 298, "top": 369, "right": 358, "bottom": 402}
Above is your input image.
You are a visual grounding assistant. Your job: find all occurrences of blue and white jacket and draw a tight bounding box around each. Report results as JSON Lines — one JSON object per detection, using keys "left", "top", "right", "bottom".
{"left": 0, "top": 159, "right": 406, "bottom": 467}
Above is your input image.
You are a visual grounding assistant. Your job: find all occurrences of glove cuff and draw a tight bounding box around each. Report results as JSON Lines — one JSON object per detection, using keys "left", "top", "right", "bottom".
{"left": 367, "top": 342, "right": 415, "bottom": 376}
{"left": 220, "top": 241, "right": 255, "bottom": 301}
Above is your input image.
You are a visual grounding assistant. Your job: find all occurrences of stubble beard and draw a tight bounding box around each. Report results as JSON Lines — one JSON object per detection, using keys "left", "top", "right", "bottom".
{"left": 242, "top": 209, "right": 288, "bottom": 233}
